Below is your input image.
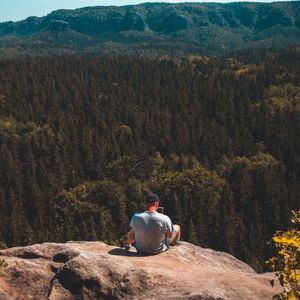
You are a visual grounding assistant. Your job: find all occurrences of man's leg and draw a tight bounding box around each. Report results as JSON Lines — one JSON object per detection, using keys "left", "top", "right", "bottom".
{"left": 170, "top": 224, "right": 181, "bottom": 246}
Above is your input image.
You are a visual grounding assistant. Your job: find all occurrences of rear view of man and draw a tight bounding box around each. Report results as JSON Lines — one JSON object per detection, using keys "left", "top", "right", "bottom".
{"left": 124, "top": 192, "right": 181, "bottom": 254}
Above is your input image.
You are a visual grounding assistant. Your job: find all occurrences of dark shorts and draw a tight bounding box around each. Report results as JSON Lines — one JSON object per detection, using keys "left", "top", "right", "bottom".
{"left": 166, "top": 230, "right": 177, "bottom": 246}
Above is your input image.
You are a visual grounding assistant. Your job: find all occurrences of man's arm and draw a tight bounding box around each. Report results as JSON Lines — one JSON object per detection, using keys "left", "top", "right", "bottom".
{"left": 124, "top": 229, "right": 135, "bottom": 249}
{"left": 165, "top": 215, "right": 175, "bottom": 238}
{"left": 165, "top": 230, "right": 173, "bottom": 238}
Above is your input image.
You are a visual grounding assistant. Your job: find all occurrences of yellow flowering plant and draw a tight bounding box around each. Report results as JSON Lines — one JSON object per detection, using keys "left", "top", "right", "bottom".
{"left": 267, "top": 210, "right": 300, "bottom": 300}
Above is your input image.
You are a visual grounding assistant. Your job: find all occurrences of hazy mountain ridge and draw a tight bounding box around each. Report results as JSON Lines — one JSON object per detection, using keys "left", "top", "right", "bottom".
{"left": 1, "top": 2, "right": 300, "bottom": 56}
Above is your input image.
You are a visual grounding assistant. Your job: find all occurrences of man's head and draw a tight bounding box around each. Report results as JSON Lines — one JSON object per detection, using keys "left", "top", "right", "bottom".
{"left": 146, "top": 192, "right": 159, "bottom": 211}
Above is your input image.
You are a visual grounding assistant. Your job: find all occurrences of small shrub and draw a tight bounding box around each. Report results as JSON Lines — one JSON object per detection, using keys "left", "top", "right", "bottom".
{"left": 0, "top": 258, "right": 7, "bottom": 276}
{"left": 267, "top": 210, "right": 300, "bottom": 300}
{"left": 0, "top": 241, "right": 7, "bottom": 250}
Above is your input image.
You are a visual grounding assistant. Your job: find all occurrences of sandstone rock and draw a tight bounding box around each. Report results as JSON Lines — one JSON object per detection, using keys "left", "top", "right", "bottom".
{"left": 0, "top": 241, "right": 280, "bottom": 299}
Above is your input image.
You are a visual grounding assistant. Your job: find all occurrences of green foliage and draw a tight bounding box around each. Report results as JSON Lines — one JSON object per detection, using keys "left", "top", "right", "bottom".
{"left": 52, "top": 164, "right": 224, "bottom": 247}
{"left": 53, "top": 180, "right": 128, "bottom": 244}
{"left": 0, "top": 118, "right": 53, "bottom": 137}
{"left": 267, "top": 211, "right": 300, "bottom": 300}
{"left": 0, "top": 242, "right": 7, "bottom": 250}
{"left": 0, "top": 2, "right": 300, "bottom": 56}
{"left": 266, "top": 84, "right": 300, "bottom": 113}
{"left": 0, "top": 258, "right": 7, "bottom": 276}
{"left": 148, "top": 166, "right": 225, "bottom": 245}
{"left": 0, "top": 50, "right": 299, "bottom": 272}
{"left": 218, "top": 152, "right": 289, "bottom": 271}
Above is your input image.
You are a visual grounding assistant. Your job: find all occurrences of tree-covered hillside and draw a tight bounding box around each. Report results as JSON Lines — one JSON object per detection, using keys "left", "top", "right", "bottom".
{"left": 0, "top": 2, "right": 300, "bottom": 57}
{"left": 0, "top": 48, "right": 299, "bottom": 271}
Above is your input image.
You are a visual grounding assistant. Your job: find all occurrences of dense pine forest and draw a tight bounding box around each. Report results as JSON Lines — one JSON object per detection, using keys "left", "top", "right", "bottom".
{"left": 0, "top": 48, "right": 299, "bottom": 271}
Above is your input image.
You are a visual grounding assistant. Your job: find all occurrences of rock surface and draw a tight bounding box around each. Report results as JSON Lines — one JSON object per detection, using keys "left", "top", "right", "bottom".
{"left": 0, "top": 241, "right": 280, "bottom": 299}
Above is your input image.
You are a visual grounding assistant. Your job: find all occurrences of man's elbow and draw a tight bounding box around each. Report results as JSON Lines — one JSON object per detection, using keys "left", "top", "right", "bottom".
{"left": 127, "top": 229, "right": 135, "bottom": 243}
{"left": 166, "top": 231, "right": 173, "bottom": 238}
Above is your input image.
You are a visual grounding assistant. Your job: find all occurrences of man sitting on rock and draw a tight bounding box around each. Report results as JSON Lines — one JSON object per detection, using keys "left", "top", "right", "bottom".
{"left": 124, "top": 192, "right": 181, "bottom": 254}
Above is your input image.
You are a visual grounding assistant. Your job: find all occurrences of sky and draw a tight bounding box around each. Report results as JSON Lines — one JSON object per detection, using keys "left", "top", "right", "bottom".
{"left": 0, "top": 0, "right": 286, "bottom": 22}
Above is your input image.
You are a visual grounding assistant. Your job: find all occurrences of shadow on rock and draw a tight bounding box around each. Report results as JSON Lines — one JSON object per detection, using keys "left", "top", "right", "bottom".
{"left": 108, "top": 248, "right": 154, "bottom": 257}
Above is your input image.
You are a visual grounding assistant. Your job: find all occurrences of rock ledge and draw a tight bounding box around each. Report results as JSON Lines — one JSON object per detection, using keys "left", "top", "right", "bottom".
{"left": 0, "top": 241, "right": 279, "bottom": 299}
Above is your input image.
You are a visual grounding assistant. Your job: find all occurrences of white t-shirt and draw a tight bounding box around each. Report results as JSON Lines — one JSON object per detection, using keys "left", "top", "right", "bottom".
{"left": 130, "top": 211, "right": 174, "bottom": 254}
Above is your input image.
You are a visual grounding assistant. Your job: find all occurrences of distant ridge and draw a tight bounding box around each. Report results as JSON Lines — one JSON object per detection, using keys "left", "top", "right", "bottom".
{"left": 0, "top": 2, "right": 300, "bottom": 56}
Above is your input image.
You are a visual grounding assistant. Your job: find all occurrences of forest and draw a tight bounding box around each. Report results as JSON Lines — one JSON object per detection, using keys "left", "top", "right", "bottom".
{"left": 0, "top": 47, "right": 299, "bottom": 271}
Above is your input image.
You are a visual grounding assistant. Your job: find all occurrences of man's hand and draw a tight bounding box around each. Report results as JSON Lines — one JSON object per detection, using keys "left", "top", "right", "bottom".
{"left": 123, "top": 242, "right": 131, "bottom": 251}
{"left": 124, "top": 229, "right": 135, "bottom": 251}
